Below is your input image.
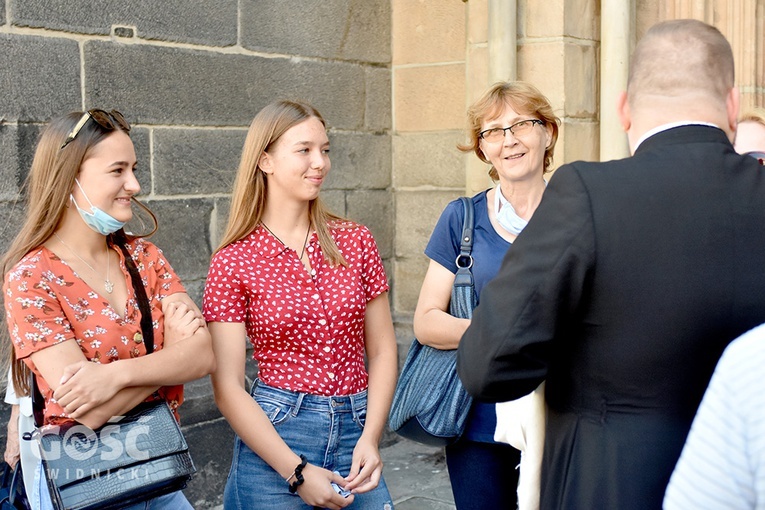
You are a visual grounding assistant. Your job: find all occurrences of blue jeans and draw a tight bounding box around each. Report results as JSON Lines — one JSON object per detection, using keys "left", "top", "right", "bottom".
{"left": 223, "top": 380, "right": 393, "bottom": 509}
{"left": 34, "top": 461, "right": 193, "bottom": 510}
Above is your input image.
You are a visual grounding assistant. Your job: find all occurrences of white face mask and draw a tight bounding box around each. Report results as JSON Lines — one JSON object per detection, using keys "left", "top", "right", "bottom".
{"left": 493, "top": 182, "right": 547, "bottom": 236}
{"left": 494, "top": 185, "right": 528, "bottom": 235}
{"left": 70, "top": 179, "right": 126, "bottom": 235}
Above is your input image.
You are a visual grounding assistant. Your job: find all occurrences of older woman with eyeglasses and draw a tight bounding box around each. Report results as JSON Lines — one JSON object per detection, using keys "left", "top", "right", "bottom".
{"left": 1, "top": 110, "right": 215, "bottom": 510}
{"left": 412, "top": 81, "right": 559, "bottom": 510}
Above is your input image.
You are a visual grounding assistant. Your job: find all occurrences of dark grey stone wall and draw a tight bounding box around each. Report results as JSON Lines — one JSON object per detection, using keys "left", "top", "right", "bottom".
{"left": 0, "top": 2, "right": 391, "bottom": 508}
{"left": 240, "top": 0, "right": 390, "bottom": 63}
{"left": 13, "top": 0, "right": 238, "bottom": 46}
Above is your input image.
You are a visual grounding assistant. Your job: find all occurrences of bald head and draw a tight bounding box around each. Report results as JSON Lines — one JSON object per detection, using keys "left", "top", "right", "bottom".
{"left": 628, "top": 19, "right": 734, "bottom": 108}
{"left": 619, "top": 19, "right": 738, "bottom": 151}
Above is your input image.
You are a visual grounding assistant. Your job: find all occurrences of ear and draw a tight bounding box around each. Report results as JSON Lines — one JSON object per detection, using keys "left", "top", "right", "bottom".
{"left": 726, "top": 86, "right": 740, "bottom": 136}
{"left": 617, "top": 91, "right": 631, "bottom": 132}
{"left": 258, "top": 151, "right": 272, "bottom": 175}
{"left": 544, "top": 123, "right": 553, "bottom": 148}
{"left": 477, "top": 140, "right": 487, "bottom": 161}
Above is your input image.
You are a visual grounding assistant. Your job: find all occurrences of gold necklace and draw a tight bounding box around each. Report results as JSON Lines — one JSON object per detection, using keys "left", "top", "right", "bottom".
{"left": 53, "top": 233, "right": 114, "bottom": 293}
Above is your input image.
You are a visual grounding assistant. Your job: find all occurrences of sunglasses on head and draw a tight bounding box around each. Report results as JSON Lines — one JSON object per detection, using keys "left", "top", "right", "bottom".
{"left": 746, "top": 151, "right": 765, "bottom": 166}
{"left": 60, "top": 109, "right": 130, "bottom": 149}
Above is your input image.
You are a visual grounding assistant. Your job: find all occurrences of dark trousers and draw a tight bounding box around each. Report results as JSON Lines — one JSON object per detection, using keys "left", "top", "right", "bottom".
{"left": 446, "top": 438, "right": 521, "bottom": 509}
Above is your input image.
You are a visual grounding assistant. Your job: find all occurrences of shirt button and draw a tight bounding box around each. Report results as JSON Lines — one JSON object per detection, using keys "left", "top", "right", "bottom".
{"left": 323, "top": 346, "right": 331, "bottom": 353}
{"left": 318, "top": 319, "right": 327, "bottom": 326}
{"left": 328, "top": 372, "right": 335, "bottom": 379}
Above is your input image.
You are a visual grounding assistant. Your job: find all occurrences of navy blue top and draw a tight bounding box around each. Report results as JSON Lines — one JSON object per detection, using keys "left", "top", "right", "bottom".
{"left": 425, "top": 189, "right": 511, "bottom": 442}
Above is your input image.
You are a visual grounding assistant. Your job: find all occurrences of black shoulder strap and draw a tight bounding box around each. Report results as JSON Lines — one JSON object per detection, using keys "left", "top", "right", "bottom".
{"left": 458, "top": 196, "right": 474, "bottom": 255}
{"left": 117, "top": 243, "right": 154, "bottom": 354}
{"left": 453, "top": 196, "right": 475, "bottom": 286}
{"left": 449, "top": 196, "right": 477, "bottom": 317}
{"left": 31, "top": 374, "right": 44, "bottom": 428}
{"left": 455, "top": 193, "right": 475, "bottom": 273}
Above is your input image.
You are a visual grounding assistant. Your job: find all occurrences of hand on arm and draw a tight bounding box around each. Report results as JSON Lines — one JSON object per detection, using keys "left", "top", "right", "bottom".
{"left": 413, "top": 260, "right": 471, "bottom": 350}
{"left": 208, "top": 321, "right": 353, "bottom": 509}
{"left": 47, "top": 292, "right": 214, "bottom": 428}
{"left": 162, "top": 295, "right": 206, "bottom": 347}
{"left": 32, "top": 339, "right": 158, "bottom": 429}
{"left": 57, "top": 292, "right": 215, "bottom": 402}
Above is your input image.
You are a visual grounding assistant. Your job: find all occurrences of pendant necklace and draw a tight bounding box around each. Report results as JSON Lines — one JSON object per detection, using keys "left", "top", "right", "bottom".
{"left": 53, "top": 232, "right": 114, "bottom": 293}
{"left": 261, "top": 222, "right": 311, "bottom": 261}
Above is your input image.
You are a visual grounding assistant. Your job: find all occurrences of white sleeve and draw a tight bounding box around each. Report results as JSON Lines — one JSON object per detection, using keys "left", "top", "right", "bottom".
{"left": 4, "top": 367, "right": 19, "bottom": 405}
{"left": 664, "top": 329, "right": 765, "bottom": 510}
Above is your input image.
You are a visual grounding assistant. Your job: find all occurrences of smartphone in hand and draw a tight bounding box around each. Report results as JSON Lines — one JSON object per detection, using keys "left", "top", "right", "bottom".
{"left": 331, "top": 471, "right": 352, "bottom": 498}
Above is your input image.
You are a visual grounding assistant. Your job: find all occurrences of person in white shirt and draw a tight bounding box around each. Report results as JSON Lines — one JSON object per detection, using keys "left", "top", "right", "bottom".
{"left": 664, "top": 323, "right": 765, "bottom": 509}
{"left": 4, "top": 369, "right": 37, "bottom": 506}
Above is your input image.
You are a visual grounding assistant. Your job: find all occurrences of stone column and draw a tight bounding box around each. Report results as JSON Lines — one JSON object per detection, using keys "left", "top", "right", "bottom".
{"left": 600, "top": 0, "right": 632, "bottom": 161}
{"left": 488, "top": 0, "right": 517, "bottom": 83}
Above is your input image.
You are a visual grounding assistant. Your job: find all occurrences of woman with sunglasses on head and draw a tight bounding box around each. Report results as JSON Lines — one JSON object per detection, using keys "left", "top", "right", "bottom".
{"left": 1, "top": 109, "right": 215, "bottom": 510}
{"left": 735, "top": 108, "right": 765, "bottom": 165}
{"left": 203, "top": 100, "right": 397, "bottom": 509}
{"left": 412, "top": 81, "right": 559, "bottom": 510}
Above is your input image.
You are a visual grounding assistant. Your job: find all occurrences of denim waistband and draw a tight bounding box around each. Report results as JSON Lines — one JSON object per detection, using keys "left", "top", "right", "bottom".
{"left": 251, "top": 378, "right": 367, "bottom": 413}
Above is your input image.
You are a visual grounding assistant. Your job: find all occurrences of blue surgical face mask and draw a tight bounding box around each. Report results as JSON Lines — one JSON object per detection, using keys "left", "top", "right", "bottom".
{"left": 494, "top": 181, "right": 547, "bottom": 236}
{"left": 494, "top": 185, "right": 527, "bottom": 235}
{"left": 70, "top": 179, "right": 126, "bottom": 235}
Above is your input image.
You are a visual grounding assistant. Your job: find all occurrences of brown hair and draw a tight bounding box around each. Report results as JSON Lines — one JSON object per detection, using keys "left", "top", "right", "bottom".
{"left": 458, "top": 81, "right": 560, "bottom": 179}
{"left": 215, "top": 100, "right": 348, "bottom": 266}
{"left": 627, "top": 19, "right": 734, "bottom": 107}
{"left": 1, "top": 111, "right": 156, "bottom": 396}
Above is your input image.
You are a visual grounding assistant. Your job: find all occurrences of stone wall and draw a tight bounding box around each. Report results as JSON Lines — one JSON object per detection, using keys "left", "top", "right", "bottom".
{"left": 390, "top": 0, "right": 469, "bottom": 342}
{"left": 0, "top": 1, "right": 390, "bottom": 508}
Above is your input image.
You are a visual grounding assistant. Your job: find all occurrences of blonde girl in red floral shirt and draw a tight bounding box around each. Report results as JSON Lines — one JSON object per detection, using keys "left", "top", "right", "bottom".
{"left": 204, "top": 100, "right": 398, "bottom": 509}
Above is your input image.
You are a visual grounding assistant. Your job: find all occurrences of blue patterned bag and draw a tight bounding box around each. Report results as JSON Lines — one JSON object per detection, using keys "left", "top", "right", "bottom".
{"left": 389, "top": 197, "right": 476, "bottom": 446}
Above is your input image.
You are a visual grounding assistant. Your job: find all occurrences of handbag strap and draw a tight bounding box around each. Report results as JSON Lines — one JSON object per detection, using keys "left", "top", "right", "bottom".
{"left": 116, "top": 242, "right": 154, "bottom": 354}
{"left": 453, "top": 196, "right": 475, "bottom": 287}
{"left": 30, "top": 240, "right": 155, "bottom": 428}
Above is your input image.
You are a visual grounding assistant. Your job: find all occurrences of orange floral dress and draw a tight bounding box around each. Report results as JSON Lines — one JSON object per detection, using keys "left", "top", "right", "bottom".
{"left": 4, "top": 238, "right": 185, "bottom": 425}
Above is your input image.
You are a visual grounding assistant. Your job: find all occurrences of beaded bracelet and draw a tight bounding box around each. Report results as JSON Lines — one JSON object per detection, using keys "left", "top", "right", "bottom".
{"left": 287, "top": 454, "right": 308, "bottom": 493}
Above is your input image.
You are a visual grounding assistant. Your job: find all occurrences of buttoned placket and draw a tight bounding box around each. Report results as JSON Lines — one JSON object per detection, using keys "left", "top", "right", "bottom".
{"left": 301, "top": 240, "right": 340, "bottom": 393}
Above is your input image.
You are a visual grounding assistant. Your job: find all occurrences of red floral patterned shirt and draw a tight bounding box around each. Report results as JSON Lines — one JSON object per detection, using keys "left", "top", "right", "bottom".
{"left": 4, "top": 238, "right": 185, "bottom": 425}
{"left": 203, "top": 223, "right": 388, "bottom": 396}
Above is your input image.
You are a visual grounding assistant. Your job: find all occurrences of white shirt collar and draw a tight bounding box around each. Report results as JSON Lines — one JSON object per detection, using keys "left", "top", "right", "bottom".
{"left": 633, "top": 121, "right": 719, "bottom": 152}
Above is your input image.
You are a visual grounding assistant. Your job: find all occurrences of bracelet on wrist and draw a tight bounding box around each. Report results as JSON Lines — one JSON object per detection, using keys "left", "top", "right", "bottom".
{"left": 287, "top": 454, "right": 308, "bottom": 493}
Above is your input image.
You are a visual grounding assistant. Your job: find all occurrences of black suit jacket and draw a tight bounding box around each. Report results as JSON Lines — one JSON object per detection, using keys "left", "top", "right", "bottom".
{"left": 457, "top": 125, "right": 765, "bottom": 509}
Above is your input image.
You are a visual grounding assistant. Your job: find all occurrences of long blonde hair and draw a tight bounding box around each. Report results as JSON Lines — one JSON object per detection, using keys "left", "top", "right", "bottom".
{"left": 1, "top": 111, "right": 156, "bottom": 396}
{"left": 215, "top": 100, "right": 348, "bottom": 266}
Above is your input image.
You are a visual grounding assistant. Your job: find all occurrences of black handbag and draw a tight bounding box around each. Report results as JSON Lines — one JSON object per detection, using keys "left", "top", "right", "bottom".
{"left": 0, "top": 461, "right": 30, "bottom": 510}
{"left": 388, "top": 196, "right": 476, "bottom": 446}
{"left": 31, "top": 242, "right": 196, "bottom": 510}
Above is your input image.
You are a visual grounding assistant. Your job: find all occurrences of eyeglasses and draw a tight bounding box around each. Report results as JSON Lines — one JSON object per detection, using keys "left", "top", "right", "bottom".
{"left": 479, "top": 119, "right": 544, "bottom": 143}
{"left": 60, "top": 109, "right": 130, "bottom": 149}
{"left": 745, "top": 151, "right": 765, "bottom": 166}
